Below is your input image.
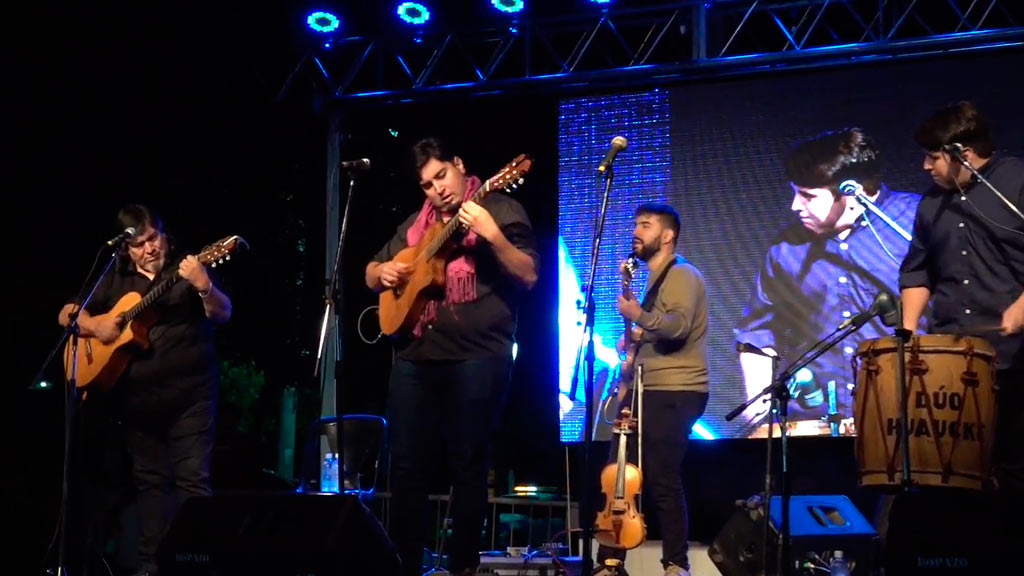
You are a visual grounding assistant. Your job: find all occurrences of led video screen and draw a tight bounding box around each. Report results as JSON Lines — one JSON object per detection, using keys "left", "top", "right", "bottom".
{"left": 556, "top": 52, "right": 1023, "bottom": 441}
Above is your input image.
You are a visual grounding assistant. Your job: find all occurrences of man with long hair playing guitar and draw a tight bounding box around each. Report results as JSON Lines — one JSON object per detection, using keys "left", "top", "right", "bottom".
{"left": 57, "top": 204, "right": 233, "bottom": 576}
{"left": 365, "top": 137, "right": 539, "bottom": 576}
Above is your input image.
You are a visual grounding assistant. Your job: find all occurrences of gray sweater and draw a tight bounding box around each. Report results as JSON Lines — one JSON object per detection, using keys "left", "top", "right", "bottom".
{"left": 633, "top": 255, "right": 710, "bottom": 392}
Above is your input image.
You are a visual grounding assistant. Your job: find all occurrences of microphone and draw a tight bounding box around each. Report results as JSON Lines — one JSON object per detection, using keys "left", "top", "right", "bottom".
{"left": 789, "top": 367, "right": 822, "bottom": 408}
{"left": 596, "top": 136, "right": 628, "bottom": 175}
{"left": 838, "top": 291, "right": 897, "bottom": 330}
{"left": 735, "top": 342, "right": 774, "bottom": 358}
{"left": 339, "top": 158, "right": 371, "bottom": 170}
{"left": 106, "top": 227, "right": 136, "bottom": 246}
{"left": 942, "top": 142, "right": 965, "bottom": 157}
{"left": 880, "top": 298, "right": 900, "bottom": 328}
{"left": 838, "top": 179, "right": 860, "bottom": 196}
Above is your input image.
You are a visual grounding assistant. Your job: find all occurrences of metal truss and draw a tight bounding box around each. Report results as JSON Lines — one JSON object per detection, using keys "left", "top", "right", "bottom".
{"left": 304, "top": 0, "right": 1023, "bottom": 102}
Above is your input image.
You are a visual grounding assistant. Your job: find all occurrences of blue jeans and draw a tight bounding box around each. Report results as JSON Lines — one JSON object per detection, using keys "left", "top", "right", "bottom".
{"left": 385, "top": 355, "right": 512, "bottom": 576}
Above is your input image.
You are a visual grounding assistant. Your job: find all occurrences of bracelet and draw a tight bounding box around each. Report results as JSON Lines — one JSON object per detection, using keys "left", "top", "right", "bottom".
{"left": 198, "top": 286, "right": 212, "bottom": 299}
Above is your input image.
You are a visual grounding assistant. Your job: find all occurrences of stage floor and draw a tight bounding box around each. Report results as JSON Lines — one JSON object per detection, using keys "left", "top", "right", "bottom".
{"left": 475, "top": 541, "right": 721, "bottom": 575}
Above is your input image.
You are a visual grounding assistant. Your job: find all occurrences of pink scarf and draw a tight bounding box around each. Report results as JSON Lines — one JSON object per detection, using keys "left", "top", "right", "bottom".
{"left": 405, "top": 175, "right": 482, "bottom": 337}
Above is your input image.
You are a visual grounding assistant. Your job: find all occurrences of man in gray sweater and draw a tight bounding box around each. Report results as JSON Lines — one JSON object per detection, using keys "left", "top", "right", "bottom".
{"left": 595, "top": 203, "right": 709, "bottom": 576}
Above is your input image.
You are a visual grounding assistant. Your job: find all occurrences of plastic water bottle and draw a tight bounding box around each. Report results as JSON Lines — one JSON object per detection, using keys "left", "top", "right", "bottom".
{"left": 321, "top": 452, "right": 339, "bottom": 493}
{"left": 830, "top": 550, "right": 850, "bottom": 576}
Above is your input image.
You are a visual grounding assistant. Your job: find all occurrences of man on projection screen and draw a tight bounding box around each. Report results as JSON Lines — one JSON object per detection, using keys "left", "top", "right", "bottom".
{"left": 734, "top": 128, "right": 924, "bottom": 437}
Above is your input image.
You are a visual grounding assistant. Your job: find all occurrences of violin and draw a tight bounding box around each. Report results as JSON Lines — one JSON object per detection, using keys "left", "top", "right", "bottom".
{"left": 594, "top": 406, "right": 647, "bottom": 549}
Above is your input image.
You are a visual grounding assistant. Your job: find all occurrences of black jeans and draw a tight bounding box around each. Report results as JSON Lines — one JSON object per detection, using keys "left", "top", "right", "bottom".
{"left": 123, "top": 398, "right": 214, "bottom": 574}
{"left": 597, "top": 389, "right": 709, "bottom": 571}
{"left": 385, "top": 356, "right": 512, "bottom": 576}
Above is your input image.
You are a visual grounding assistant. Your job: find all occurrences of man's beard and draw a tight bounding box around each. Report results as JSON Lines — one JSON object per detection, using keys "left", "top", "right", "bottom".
{"left": 634, "top": 239, "right": 659, "bottom": 262}
{"left": 139, "top": 255, "right": 165, "bottom": 275}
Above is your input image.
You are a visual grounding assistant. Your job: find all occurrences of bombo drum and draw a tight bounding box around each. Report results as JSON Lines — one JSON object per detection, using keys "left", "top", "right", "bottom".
{"left": 853, "top": 334, "right": 997, "bottom": 490}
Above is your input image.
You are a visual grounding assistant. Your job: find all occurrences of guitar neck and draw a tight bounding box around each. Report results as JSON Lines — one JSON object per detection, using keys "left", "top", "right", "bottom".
{"left": 422, "top": 180, "right": 493, "bottom": 260}
{"left": 622, "top": 275, "right": 634, "bottom": 333}
{"left": 123, "top": 273, "right": 181, "bottom": 322}
{"left": 623, "top": 286, "right": 632, "bottom": 333}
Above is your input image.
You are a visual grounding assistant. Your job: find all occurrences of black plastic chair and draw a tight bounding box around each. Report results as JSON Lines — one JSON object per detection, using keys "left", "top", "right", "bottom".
{"left": 299, "top": 414, "right": 387, "bottom": 498}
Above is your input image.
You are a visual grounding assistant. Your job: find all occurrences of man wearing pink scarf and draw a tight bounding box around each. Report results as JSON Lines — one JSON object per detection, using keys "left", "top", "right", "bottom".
{"left": 365, "top": 137, "right": 538, "bottom": 576}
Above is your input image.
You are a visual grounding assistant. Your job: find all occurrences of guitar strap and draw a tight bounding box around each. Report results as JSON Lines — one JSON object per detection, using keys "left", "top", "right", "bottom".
{"left": 639, "top": 257, "right": 678, "bottom": 311}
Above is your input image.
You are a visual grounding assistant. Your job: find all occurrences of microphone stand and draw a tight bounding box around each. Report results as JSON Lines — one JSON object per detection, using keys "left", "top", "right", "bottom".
{"left": 314, "top": 169, "right": 358, "bottom": 380}
{"left": 758, "top": 352, "right": 781, "bottom": 574}
{"left": 313, "top": 168, "right": 358, "bottom": 494}
{"left": 948, "top": 148, "right": 1024, "bottom": 222}
{"left": 727, "top": 322, "right": 862, "bottom": 575}
{"left": 893, "top": 299, "right": 914, "bottom": 491}
{"left": 839, "top": 181, "right": 911, "bottom": 242}
{"left": 31, "top": 241, "right": 123, "bottom": 576}
{"left": 569, "top": 165, "right": 615, "bottom": 575}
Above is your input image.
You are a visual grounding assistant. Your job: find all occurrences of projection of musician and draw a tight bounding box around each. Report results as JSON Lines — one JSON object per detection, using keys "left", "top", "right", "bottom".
{"left": 734, "top": 128, "right": 924, "bottom": 436}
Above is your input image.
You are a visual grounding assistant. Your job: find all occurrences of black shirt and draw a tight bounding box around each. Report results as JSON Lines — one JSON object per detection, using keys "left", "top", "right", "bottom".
{"left": 81, "top": 253, "right": 220, "bottom": 415}
{"left": 899, "top": 154, "right": 1024, "bottom": 371}
{"left": 373, "top": 191, "right": 539, "bottom": 362}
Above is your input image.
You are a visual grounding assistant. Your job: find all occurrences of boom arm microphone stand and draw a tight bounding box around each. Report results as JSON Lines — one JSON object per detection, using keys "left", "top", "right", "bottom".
{"left": 728, "top": 320, "right": 863, "bottom": 575}
{"left": 32, "top": 237, "right": 127, "bottom": 576}
{"left": 943, "top": 144, "right": 1024, "bottom": 222}
{"left": 314, "top": 168, "right": 359, "bottom": 380}
{"left": 838, "top": 180, "right": 911, "bottom": 241}
{"left": 312, "top": 164, "right": 359, "bottom": 496}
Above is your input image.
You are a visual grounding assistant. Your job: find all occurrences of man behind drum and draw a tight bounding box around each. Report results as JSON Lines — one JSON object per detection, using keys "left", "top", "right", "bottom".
{"left": 735, "top": 128, "right": 924, "bottom": 435}
{"left": 899, "top": 102, "right": 1024, "bottom": 508}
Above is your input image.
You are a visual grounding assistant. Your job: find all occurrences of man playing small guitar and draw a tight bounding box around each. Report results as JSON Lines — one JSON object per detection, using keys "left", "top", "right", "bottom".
{"left": 365, "top": 138, "right": 539, "bottom": 576}
{"left": 596, "top": 203, "right": 709, "bottom": 576}
{"left": 56, "top": 204, "right": 232, "bottom": 576}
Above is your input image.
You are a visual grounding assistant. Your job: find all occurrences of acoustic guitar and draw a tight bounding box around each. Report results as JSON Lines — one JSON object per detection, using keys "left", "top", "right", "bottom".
{"left": 63, "top": 235, "right": 247, "bottom": 390}
{"left": 377, "top": 154, "right": 532, "bottom": 336}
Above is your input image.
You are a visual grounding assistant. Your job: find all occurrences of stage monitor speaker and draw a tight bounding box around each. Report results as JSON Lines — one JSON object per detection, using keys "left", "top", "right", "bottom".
{"left": 708, "top": 494, "right": 877, "bottom": 576}
{"left": 156, "top": 492, "right": 401, "bottom": 576}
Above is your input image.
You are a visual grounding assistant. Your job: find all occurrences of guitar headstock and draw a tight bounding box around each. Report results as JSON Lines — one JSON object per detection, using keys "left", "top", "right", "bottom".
{"left": 485, "top": 153, "right": 532, "bottom": 193}
{"left": 198, "top": 235, "right": 250, "bottom": 268}
{"left": 621, "top": 255, "right": 639, "bottom": 285}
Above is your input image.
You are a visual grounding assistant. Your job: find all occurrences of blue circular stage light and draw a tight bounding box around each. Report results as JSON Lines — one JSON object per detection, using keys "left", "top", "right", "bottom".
{"left": 589, "top": 0, "right": 612, "bottom": 3}
{"left": 397, "top": 2, "right": 430, "bottom": 25}
{"left": 306, "top": 11, "right": 340, "bottom": 33}
{"left": 491, "top": 0, "right": 524, "bottom": 14}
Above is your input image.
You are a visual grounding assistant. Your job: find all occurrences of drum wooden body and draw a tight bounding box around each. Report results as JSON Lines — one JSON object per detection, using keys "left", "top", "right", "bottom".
{"left": 853, "top": 334, "right": 997, "bottom": 490}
